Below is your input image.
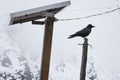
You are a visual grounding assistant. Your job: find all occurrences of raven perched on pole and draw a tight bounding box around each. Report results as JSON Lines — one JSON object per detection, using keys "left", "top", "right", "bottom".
{"left": 68, "top": 24, "right": 95, "bottom": 39}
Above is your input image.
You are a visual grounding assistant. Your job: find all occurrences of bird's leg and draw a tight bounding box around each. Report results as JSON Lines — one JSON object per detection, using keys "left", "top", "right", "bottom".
{"left": 78, "top": 38, "right": 88, "bottom": 45}
{"left": 84, "top": 38, "right": 88, "bottom": 41}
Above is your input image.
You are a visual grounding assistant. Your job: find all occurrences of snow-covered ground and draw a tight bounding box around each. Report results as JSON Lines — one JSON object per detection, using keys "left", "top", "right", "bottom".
{"left": 0, "top": 27, "right": 39, "bottom": 80}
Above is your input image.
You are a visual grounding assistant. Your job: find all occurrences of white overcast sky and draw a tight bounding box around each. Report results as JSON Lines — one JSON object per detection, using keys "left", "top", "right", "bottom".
{"left": 1, "top": 0, "right": 120, "bottom": 79}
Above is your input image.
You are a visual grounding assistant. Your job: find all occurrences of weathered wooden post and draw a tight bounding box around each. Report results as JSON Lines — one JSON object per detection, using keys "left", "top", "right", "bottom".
{"left": 40, "top": 17, "right": 55, "bottom": 80}
{"left": 80, "top": 38, "right": 88, "bottom": 80}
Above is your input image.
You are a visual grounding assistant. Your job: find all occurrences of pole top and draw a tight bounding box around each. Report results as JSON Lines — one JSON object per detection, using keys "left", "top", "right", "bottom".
{"left": 84, "top": 38, "right": 88, "bottom": 41}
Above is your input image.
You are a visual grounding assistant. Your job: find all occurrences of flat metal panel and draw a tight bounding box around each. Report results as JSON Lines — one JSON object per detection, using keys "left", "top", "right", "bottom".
{"left": 9, "top": 1, "right": 71, "bottom": 25}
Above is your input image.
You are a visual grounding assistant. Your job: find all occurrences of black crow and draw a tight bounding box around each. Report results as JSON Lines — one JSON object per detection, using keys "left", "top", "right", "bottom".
{"left": 68, "top": 24, "right": 95, "bottom": 39}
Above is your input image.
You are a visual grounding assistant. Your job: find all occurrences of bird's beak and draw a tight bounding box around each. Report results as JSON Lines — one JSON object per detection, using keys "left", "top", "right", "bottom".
{"left": 92, "top": 26, "right": 95, "bottom": 28}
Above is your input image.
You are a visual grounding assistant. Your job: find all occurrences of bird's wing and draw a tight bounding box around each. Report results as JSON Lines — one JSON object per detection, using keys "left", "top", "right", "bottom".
{"left": 75, "top": 27, "right": 90, "bottom": 35}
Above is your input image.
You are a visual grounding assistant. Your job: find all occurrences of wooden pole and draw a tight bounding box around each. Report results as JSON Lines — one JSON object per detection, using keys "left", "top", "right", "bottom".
{"left": 40, "top": 17, "right": 55, "bottom": 80}
{"left": 80, "top": 38, "right": 88, "bottom": 80}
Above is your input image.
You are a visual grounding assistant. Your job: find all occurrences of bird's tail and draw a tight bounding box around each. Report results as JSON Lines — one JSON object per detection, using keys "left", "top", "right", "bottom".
{"left": 68, "top": 34, "right": 76, "bottom": 39}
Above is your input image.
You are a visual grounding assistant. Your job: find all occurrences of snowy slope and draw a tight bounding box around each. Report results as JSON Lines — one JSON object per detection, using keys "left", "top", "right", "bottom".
{"left": 49, "top": 57, "right": 98, "bottom": 80}
{"left": 0, "top": 26, "right": 98, "bottom": 80}
{"left": 0, "top": 27, "right": 39, "bottom": 80}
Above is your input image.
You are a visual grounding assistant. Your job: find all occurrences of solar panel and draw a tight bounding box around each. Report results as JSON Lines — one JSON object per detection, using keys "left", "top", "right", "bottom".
{"left": 9, "top": 1, "right": 71, "bottom": 25}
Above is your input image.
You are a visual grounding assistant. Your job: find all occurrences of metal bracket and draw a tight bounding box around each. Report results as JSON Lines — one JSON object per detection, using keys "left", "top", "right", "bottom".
{"left": 78, "top": 44, "right": 93, "bottom": 48}
{"left": 32, "top": 20, "right": 45, "bottom": 25}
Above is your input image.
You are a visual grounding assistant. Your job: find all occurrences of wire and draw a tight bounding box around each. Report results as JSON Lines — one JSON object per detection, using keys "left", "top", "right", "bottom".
{"left": 115, "top": 0, "right": 120, "bottom": 15}
{"left": 63, "top": 6, "right": 116, "bottom": 12}
{"left": 57, "top": 7, "right": 120, "bottom": 21}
